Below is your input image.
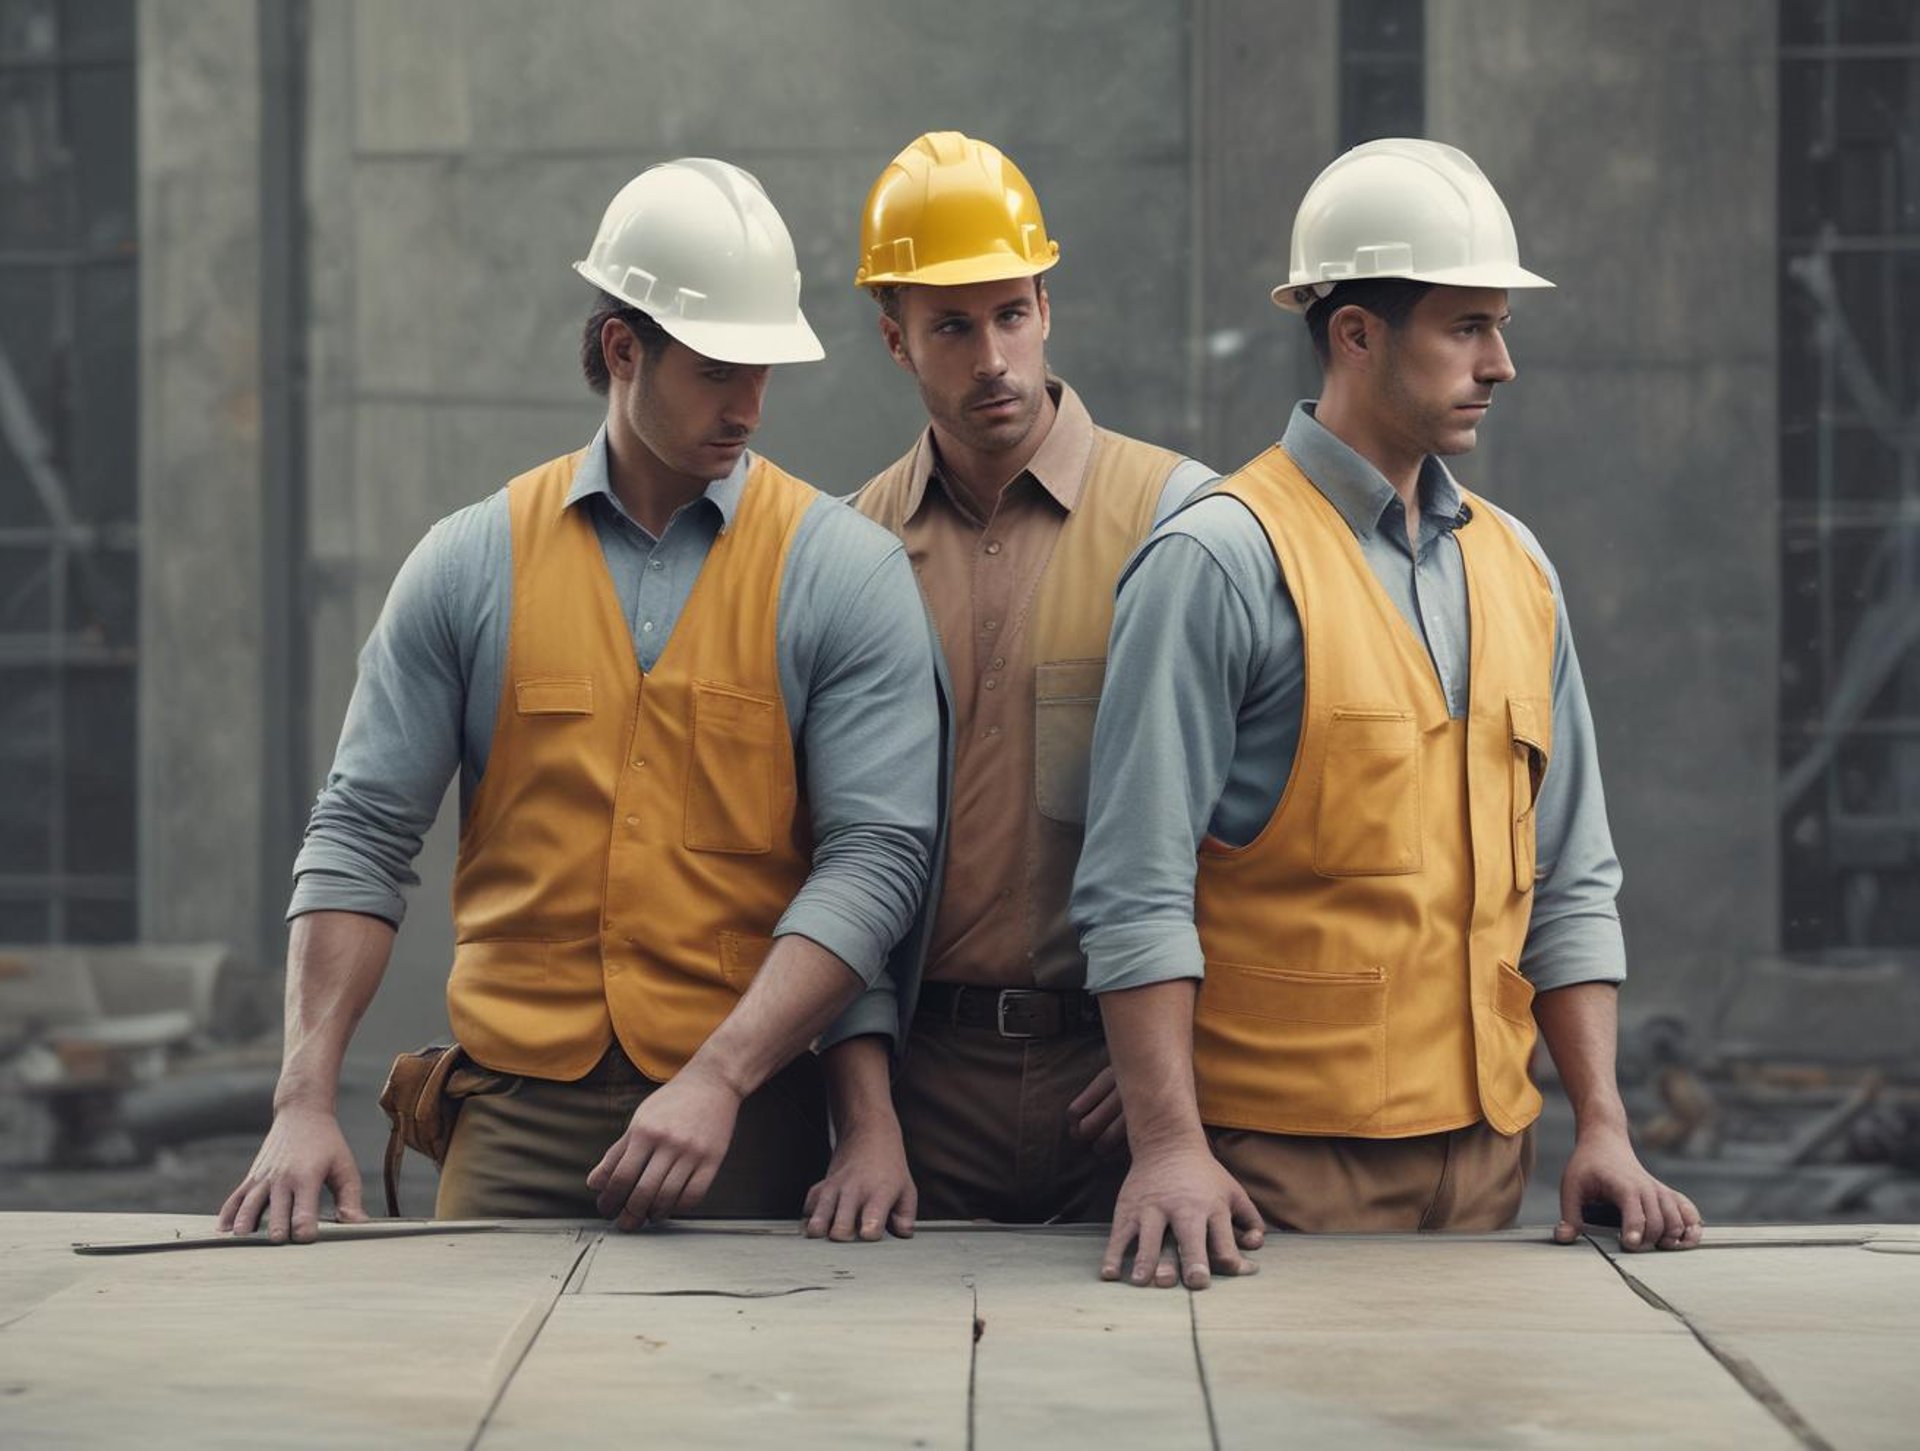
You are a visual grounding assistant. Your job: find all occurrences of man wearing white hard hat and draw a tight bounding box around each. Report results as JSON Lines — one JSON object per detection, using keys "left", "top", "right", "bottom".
{"left": 795, "top": 132, "right": 1217, "bottom": 1240}
{"left": 217, "top": 160, "right": 937, "bottom": 1240}
{"left": 1073, "top": 138, "right": 1702, "bottom": 1288}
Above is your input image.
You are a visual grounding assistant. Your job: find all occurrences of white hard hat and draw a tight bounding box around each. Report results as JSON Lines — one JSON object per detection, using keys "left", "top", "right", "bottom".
{"left": 574, "top": 158, "right": 824, "bottom": 364}
{"left": 1273, "top": 138, "right": 1553, "bottom": 313}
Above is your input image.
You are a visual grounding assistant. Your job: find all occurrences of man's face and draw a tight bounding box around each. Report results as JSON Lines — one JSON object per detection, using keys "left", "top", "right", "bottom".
{"left": 881, "top": 278, "right": 1051, "bottom": 455}
{"left": 621, "top": 332, "right": 770, "bottom": 482}
{"left": 1372, "top": 286, "right": 1517, "bottom": 458}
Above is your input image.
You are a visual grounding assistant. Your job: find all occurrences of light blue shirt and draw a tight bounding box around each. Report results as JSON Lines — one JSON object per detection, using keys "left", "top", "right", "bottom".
{"left": 1074, "top": 402, "right": 1628, "bottom": 996}
{"left": 291, "top": 429, "right": 939, "bottom": 1011}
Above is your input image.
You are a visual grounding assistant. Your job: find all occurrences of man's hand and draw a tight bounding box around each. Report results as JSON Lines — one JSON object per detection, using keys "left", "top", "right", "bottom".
{"left": 803, "top": 1119, "right": 916, "bottom": 1241}
{"left": 588, "top": 1062, "right": 742, "bottom": 1228}
{"left": 1553, "top": 1126, "right": 1703, "bottom": 1251}
{"left": 1102, "top": 1142, "right": 1264, "bottom": 1290}
{"left": 217, "top": 1104, "right": 368, "bottom": 1243}
{"left": 1066, "top": 1066, "right": 1128, "bottom": 1158}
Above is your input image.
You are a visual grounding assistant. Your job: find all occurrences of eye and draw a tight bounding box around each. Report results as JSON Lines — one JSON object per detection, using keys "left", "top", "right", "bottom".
{"left": 703, "top": 368, "right": 735, "bottom": 382}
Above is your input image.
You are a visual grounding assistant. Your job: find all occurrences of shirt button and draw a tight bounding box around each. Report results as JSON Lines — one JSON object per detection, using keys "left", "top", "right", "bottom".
{"left": 649, "top": 559, "right": 663, "bottom": 571}
{"left": 983, "top": 619, "right": 999, "bottom": 632}
{"left": 985, "top": 540, "right": 1003, "bottom": 556}
{"left": 991, "top": 656, "right": 1005, "bottom": 670}
{"left": 641, "top": 621, "right": 654, "bottom": 633}
{"left": 984, "top": 725, "right": 1001, "bottom": 739}
{"left": 984, "top": 678, "right": 998, "bottom": 691}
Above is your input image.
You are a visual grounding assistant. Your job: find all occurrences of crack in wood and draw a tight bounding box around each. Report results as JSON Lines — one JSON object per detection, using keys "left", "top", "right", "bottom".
{"left": 964, "top": 1276, "right": 979, "bottom": 1451}
{"left": 465, "top": 1233, "right": 597, "bottom": 1451}
{"left": 1187, "top": 1290, "right": 1222, "bottom": 1451}
{"left": 1587, "top": 1236, "right": 1837, "bottom": 1451}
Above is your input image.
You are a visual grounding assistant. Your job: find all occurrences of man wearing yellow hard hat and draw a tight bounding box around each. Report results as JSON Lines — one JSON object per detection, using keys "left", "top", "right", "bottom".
{"left": 217, "top": 160, "right": 937, "bottom": 1240}
{"left": 1074, "top": 139, "right": 1702, "bottom": 1287}
{"left": 801, "top": 132, "right": 1216, "bottom": 1238}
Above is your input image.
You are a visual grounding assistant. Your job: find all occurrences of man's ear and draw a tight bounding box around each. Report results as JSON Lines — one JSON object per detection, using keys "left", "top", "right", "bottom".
{"left": 1037, "top": 280, "right": 1050, "bottom": 343}
{"left": 602, "top": 317, "right": 640, "bottom": 383}
{"left": 879, "top": 314, "right": 913, "bottom": 374}
{"left": 1328, "top": 304, "right": 1374, "bottom": 368}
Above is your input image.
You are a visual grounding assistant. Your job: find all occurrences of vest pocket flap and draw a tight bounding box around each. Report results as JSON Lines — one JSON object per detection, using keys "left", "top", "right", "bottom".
{"left": 718, "top": 931, "right": 776, "bottom": 988}
{"left": 1507, "top": 695, "right": 1550, "bottom": 770}
{"left": 1327, "top": 705, "right": 1415, "bottom": 750}
{"left": 1202, "top": 961, "right": 1386, "bottom": 1025}
{"left": 1492, "top": 959, "right": 1536, "bottom": 1025}
{"left": 515, "top": 676, "right": 594, "bottom": 715}
{"left": 1034, "top": 657, "right": 1107, "bottom": 826}
{"left": 1035, "top": 657, "right": 1106, "bottom": 704}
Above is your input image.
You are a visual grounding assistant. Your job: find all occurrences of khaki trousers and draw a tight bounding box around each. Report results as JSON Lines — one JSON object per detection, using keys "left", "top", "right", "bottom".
{"left": 434, "top": 1044, "right": 828, "bottom": 1220}
{"left": 893, "top": 1016, "right": 1125, "bottom": 1223}
{"left": 1208, "top": 1119, "right": 1534, "bottom": 1232}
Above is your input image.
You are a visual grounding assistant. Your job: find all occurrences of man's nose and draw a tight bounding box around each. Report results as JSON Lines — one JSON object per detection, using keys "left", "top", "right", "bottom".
{"left": 724, "top": 368, "right": 770, "bottom": 430}
{"left": 1480, "top": 331, "right": 1517, "bottom": 385}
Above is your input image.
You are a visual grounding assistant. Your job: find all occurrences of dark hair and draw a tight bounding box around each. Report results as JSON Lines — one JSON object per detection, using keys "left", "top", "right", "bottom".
{"left": 867, "top": 275, "right": 1047, "bottom": 327}
{"left": 581, "top": 291, "right": 673, "bottom": 395}
{"left": 1304, "top": 279, "right": 1434, "bottom": 366}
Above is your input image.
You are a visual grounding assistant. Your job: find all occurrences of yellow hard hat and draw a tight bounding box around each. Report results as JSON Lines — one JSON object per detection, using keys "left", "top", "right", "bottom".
{"left": 855, "top": 131, "right": 1061, "bottom": 289}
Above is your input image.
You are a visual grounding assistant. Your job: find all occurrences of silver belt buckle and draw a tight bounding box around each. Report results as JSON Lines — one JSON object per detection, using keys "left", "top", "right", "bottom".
{"left": 996, "top": 991, "right": 1041, "bottom": 1040}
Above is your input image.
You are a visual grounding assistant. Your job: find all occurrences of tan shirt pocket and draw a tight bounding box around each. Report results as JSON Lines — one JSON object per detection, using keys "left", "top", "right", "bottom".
{"left": 1034, "top": 657, "right": 1106, "bottom": 826}
{"left": 1312, "top": 707, "right": 1423, "bottom": 877}
{"left": 685, "top": 681, "right": 777, "bottom": 854}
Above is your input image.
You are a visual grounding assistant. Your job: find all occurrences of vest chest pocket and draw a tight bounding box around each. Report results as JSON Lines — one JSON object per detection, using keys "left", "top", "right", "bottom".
{"left": 686, "top": 682, "right": 778, "bottom": 854}
{"left": 1034, "top": 658, "right": 1106, "bottom": 826}
{"left": 514, "top": 676, "right": 594, "bottom": 716}
{"left": 1313, "top": 707, "right": 1423, "bottom": 877}
{"left": 1508, "top": 697, "right": 1550, "bottom": 894}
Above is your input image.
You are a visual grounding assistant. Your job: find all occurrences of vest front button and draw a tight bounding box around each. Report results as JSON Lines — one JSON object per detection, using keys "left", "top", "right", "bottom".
{"left": 625, "top": 815, "right": 639, "bottom": 826}
{"left": 632, "top": 758, "right": 646, "bottom": 769}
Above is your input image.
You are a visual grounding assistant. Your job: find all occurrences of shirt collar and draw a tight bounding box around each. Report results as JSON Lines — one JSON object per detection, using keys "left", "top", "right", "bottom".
{"left": 564, "top": 424, "right": 753, "bottom": 533}
{"left": 903, "top": 377, "right": 1095, "bottom": 522}
{"left": 1279, "top": 402, "right": 1466, "bottom": 540}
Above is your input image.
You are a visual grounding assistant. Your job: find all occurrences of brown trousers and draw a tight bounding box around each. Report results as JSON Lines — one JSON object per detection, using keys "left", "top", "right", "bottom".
{"left": 1208, "top": 1119, "right": 1535, "bottom": 1232}
{"left": 434, "top": 1044, "right": 828, "bottom": 1220}
{"left": 893, "top": 1016, "right": 1125, "bottom": 1223}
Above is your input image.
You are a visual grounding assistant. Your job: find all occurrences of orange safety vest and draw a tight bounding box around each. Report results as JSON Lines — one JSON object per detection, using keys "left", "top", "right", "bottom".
{"left": 1193, "top": 446, "right": 1556, "bottom": 1138}
{"left": 855, "top": 420, "right": 1184, "bottom": 985}
{"left": 446, "top": 450, "right": 816, "bottom": 1082}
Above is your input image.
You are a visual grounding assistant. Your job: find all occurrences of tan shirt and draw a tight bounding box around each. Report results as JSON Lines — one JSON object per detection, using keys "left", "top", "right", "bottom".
{"left": 897, "top": 384, "right": 1209, "bottom": 987}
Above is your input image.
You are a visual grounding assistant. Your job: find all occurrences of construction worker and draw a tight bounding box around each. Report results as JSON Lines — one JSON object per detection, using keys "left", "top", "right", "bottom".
{"left": 217, "top": 159, "right": 937, "bottom": 1241}
{"left": 800, "top": 132, "right": 1216, "bottom": 1238}
{"left": 1072, "top": 139, "right": 1703, "bottom": 1286}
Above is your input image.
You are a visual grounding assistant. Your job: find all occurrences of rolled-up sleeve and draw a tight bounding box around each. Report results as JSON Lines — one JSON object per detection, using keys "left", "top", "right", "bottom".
{"left": 1074, "top": 529, "right": 1260, "bottom": 994}
{"left": 1517, "top": 560, "right": 1629, "bottom": 993}
{"left": 287, "top": 523, "right": 467, "bottom": 926}
{"left": 774, "top": 528, "right": 938, "bottom": 988}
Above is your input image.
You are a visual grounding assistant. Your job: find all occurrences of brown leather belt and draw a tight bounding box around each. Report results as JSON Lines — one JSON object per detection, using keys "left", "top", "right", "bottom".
{"left": 914, "top": 982, "right": 1104, "bottom": 1040}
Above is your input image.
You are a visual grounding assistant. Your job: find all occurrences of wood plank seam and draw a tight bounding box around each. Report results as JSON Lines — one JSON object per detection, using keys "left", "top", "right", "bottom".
{"left": 1586, "top": 1237, "right": 1836, "bottom": 1451}
{"left": 465, "top": 1231, "right": 597, "bottom": 1451}
{"left": 1186, "top": 1289, "right": 1222, "bottom": 1451}
{"left": 964, "top": 1274, "right": 980, "bottom": 1451}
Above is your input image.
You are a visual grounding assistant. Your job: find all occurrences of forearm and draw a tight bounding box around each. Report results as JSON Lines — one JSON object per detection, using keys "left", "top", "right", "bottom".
{"left": 820, "top": 1034, "right": 897, "bottom": 1134}
{"left": 686, "top": 934, "right": 863, "bottom": 1098}
{"left": 273, "top": 910, "right": 397, "bottom": 1113}
{"left": 1101, "top": 979, "right": 1207, "bottom": 1153}
{"left": 1533, "top": 981, "right": 1629, "bottom": 1138}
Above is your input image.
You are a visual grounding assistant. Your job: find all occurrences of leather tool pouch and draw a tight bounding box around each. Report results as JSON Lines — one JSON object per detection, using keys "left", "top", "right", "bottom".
{"left": 377, "top": 1043, "right": 464, "bottom": 1218}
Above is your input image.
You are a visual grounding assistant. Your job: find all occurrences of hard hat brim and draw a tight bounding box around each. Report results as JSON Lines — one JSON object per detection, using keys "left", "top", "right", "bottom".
{"left": 1272, "top": 263, "right": 1556, "bottom": 313}
{"left": 857, "top": 251, "right": 1060, "bottom": 291}
{"left": 655, "top": 313, "right": 826, "bottom": 366}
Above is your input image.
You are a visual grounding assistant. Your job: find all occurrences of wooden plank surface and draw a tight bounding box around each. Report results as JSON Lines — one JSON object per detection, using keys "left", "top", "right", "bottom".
{"left": 2, "top": 1215, "right": 1916, "bottom": 1448}
{"left": 1599, "top": 1230, "right": 1920, "bottom": 1450}
{"left": 1192, "top": 1233, "right": 1797, "bottom": 1449}
{"left": 0, "top": 1213, "right": 589, "bottom": 1449}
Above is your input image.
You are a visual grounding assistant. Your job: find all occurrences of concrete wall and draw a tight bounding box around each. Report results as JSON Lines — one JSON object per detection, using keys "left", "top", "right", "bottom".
{"left": 137, "top": 0, "right": 265, "bottom": 962}
{"left": 1429, "top": 0, "right": 1780, "bottom": 1022}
